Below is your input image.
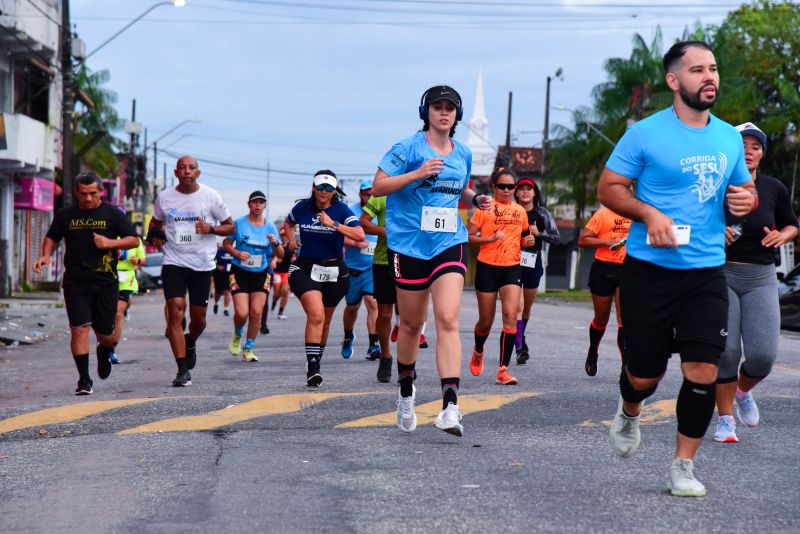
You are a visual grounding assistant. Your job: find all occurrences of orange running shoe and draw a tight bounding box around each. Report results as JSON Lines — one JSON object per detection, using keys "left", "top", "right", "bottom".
{"left": 469, "top": 347, "right": 484, "bottom": 376}
{"left": 496, "top": 366, "right": 518, "bottom": 385}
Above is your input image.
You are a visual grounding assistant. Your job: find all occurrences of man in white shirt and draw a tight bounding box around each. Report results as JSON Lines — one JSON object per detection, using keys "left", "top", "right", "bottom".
{"left": 148, "top": 156, "right": 234, "bottom": 386}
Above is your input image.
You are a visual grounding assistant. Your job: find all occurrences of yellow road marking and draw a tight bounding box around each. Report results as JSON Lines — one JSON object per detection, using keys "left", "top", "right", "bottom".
{"left": 580, "top": 399, "right": 676, "bottom": 428}
{"left": 336, "top": 392, "right": 541, "bottom": 429}
{"left": 0, "top": 398, "right": 164, "bottom": 434}
{"left": 118, "top": 392, "right": 369, "bottom": 434}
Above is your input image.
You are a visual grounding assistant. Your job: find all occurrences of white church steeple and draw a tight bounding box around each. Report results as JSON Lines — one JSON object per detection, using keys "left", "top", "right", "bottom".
{"left": 467, "top": 70, "right": 495, "bottom": 176}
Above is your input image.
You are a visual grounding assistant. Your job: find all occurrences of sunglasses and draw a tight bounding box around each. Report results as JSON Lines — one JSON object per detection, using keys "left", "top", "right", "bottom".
{"left": 315, "top": 184, "right": 335, "bottom": 193}
{"left": 495, "top": 183, "right": 516, "bottom": 191}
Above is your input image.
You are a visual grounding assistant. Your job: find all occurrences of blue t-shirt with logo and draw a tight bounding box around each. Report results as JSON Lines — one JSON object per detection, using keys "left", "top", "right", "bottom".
{"left": 605, "top": 107, "right": 750, "bottom": 269}
{"left": 229, "top": 216, "right": 279, "bottom": 273}
{"left": 343, "top": 201, "right": 379, "bottom": 272}
{"left": 378, "top": 131, "right": 472, "bottom": 259}
{"left": 287, "top": 199, "right": 359, "bottom": 261}
{"left": 215, "top": 247, "right": 234, "bottom": 269}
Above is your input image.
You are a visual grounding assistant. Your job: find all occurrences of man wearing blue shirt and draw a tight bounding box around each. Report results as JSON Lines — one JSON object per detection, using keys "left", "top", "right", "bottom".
{"left": 340, "top": 180, "right": 381, "bottom": 360}
{"left": 598, "top": 41, "right": 757, "bottom": 497}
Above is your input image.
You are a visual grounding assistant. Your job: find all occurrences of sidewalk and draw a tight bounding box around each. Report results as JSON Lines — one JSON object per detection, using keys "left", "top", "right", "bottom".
{"left": 0, "top": 292, "right": 66, "bottom": 346}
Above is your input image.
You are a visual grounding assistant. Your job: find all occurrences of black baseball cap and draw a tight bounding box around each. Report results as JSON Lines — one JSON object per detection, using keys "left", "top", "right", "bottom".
{"left": 249, "top": 190, "right": 267, "bottom": 201}
{"left": 423, "top": 85, "right": 462, "bottom": 108}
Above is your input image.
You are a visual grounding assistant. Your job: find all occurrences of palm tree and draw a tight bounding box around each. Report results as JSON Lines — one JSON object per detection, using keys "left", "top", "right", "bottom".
{"left": 72, "top": 66, "right": 123, "bottom": 177}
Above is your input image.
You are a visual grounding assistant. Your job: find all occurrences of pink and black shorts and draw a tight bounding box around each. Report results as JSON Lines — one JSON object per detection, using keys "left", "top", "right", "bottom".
{"left": 391, "top": 243, "right": 468, "bottom": 292}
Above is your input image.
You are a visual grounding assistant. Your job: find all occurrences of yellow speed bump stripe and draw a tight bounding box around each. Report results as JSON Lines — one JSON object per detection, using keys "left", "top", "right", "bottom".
{"left": 336, "top": 392, "right": 541, "bottom": 429}
{"left": 118, "top": 392, "right": 369, "bottom": 434}
{"left": 579, "top": 399, "right": 676, "bottom": 428}
{"left": 0, "top": 398, "right": 164, "bottom": 434}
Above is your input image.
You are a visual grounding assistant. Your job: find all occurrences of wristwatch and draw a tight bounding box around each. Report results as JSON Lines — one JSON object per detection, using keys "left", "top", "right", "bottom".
{"left": 332, "top": 221, "right": 340, "bottom": 229}
{"left": 472, "top": 195, "right": 481, "bottom": 207}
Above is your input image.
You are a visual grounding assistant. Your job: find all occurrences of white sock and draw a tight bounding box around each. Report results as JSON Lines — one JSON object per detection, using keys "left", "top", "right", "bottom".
{"left": 421, "top": 321, "right": 427, "bottom": 335}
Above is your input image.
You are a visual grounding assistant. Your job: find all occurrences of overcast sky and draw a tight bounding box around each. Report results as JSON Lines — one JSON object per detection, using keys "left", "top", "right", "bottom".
{"left": 70, "top": 0, "right": 750, "bottom": 219}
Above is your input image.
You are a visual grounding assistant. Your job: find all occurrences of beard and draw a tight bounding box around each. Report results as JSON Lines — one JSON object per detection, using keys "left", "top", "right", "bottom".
{"left": 678, "top": 83, "right": 718, "bottom": 111}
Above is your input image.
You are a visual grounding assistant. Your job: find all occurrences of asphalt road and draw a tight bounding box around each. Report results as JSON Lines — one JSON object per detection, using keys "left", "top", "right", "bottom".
{"left": 1, "top": 291, "right": 798, "bottom": 533}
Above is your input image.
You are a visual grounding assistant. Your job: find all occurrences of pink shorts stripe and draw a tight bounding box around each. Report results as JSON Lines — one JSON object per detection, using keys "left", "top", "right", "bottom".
{"left": 395, "top": 261, "right": 466, "bottom": 285}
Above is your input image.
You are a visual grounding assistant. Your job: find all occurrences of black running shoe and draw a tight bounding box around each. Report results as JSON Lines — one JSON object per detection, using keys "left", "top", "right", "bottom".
{"left": 260, "top": 325, "right": 270, "bottom": 335}
{"left": 306, "top": 359, "right": 322, "bottom": 387}
{"left": 172, "top": 370, "right": 192, "bottom": 387}
{"left": 75, "top": 378, "right": 93, "bottom": 395}
{"left": 213, "top": 303, "right": 219, "bottom": 315}
{"left": 516, "top": 342, "right": 530, "bottom": 365}
{"left": 97, "top": 344, "right": 112, "bottom": 380}
{"left": 584, "top": 350, "right": 598, "bottom": 377}
{"left": 377, "top": 357, "right": 393, "bottom": 383}
{"left": 184, "top": 334, "right": 197, "bottom": 370}
{"left": 271, "top": 301, "right": 277, "bottom": 312}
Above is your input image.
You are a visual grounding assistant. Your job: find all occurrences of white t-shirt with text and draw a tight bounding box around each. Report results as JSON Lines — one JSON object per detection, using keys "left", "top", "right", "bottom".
{"left": 153, "top": 184, "right": 231, "bottom": 271}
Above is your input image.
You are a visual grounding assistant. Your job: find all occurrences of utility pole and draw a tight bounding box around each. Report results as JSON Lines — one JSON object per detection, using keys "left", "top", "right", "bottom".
{"left": 163, "top": 162, "right": 167, "bottom": 192}
{"left": 152, "top": 141, "right": 158, "bottom": 199}
{"left": 542, "top": 76, "right": 552, "bottom": 184}
{"left": 60, "top": 0, "right": 74, "bottom": 206}
{"left": 505, "top": 92, "right": 513, "bottom": 166}
{"left": 266, "top": 160, "right": 271, "bottom": 220}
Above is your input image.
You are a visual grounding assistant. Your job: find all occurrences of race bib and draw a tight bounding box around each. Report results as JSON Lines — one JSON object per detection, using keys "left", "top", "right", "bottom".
{"left": 311, "top": 264, "right": 339, "bottom": 283}
{"left": 243, "top": 255, "right": 263, "bottom": 268}
{"left": 176, "top": 229, "right": 194, "bottom": 245}
{"left": 421, "top": 206, "right": 458, "bottom": 233}
{"left": 520, "top": 251, "right": 538, "bottom": 269}
{"left": 118, "top": 270, "right": 131, "bottom": 283}
{"left": 646, "top": 224, "right": 691, "bottom": 246}
{"left": 360, "top": 244, "right": 376, "bottom": 256}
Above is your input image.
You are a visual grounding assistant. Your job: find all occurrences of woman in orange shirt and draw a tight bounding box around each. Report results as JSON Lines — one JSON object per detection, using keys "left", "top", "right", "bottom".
{"left": 577, "top": 207, "right": 631, "bottom": 377}
{"left": 467, "top": 168, "right": 529, "bottom": 385}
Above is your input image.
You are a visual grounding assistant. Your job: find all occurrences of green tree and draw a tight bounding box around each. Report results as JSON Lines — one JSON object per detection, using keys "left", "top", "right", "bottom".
{"left": 72, "top": 66, "right": 123, "bottom": 177}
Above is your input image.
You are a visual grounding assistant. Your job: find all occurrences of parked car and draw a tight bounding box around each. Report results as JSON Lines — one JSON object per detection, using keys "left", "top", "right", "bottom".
{"left": 138, "top": 252, "right": 164, "bottom": 291}
{"left": 778, "top": 262, "right": 800, "bottom": 331}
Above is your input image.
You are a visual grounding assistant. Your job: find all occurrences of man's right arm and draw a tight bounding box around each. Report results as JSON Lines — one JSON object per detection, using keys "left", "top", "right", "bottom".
{"left": 597, "top": 168, "right": 677, "bottom": 249}
{"left": 33, "top": 237, "right": 59, "bottom": 274}
{"left": 359, "top": 211, "right": 385, "bottom": 237}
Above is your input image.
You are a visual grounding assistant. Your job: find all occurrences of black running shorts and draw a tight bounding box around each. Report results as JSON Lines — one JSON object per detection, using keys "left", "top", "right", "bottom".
{"left": 212, "top": 268, "right": 230, "bottom": 292}
{"left": 620, "top": 256, "right": 728, "bottom": 378}
{"left": 288, "top": 257, "right": 349, "bottom": 308}
{"left": 520, "top": 251, "right": 544, "bottom": 290}
{"left": 474, "top": 260, "right": 521, "bottom": 293}
{"left": 588, "top": 260, "right": 623, "bottom": 297}
{"left": 391, "top": 243, "right": 468, "bottom": 292}
{"left": 118, "top": 290, "right": 133, "bottom": 303}
{"left": 162, "top": 264, "right": 213, "bottom": 307}
{"left": 229, "top": 265, "right": 271, "bottom": 295}
{"left": 63, "top": 283, "right": 118, "bottom": 336}
{"left": 372, "top": 261, "right": 397, "bottom": 305}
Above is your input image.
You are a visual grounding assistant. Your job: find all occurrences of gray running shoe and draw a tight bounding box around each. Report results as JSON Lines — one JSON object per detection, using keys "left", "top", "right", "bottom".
{"left": 713, "top": 415, "right": 738, "bottom": 443}
{"left": 396, "top": 385, "right": 416, "bottom": 432}
{"left": 608, "top": 396, "right": 642, "bottom": 458}
{"left": 172, "top": 370, "right": 192, "bottom": 387}
{"left": 667, "top": 458, "right": 706, "bottom": 497}
{"left": 734, "top": 390, "right": 760, "bottom": 427}
{"left": 435, "top": 402, "right": 463, "bottom": 436}
{"left": 75, "top": 378, "right": 93, "bottom": 396}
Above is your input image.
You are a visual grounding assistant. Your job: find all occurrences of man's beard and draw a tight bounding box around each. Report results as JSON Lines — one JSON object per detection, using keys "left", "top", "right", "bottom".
{"left": 678, "top": 83, "right": 718, "bottom": 111}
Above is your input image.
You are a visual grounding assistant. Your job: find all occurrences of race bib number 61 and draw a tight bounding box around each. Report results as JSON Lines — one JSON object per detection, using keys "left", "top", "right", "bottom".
{"left": 421, "top": 206, "right": 458, "bottom": 233}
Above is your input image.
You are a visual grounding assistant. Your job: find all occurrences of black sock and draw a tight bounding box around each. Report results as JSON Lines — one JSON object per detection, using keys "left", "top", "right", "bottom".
{"left": 112, "top": 342, "right": 118, "bottom": 349}
{"left": 177, "top": 357, "right": 189, "bottom": 373}
{"left": 262, "top": 305, "right": 269, "bottom": 327}
{"left": 305, "top": 343, "right": 321, "bottom": 363}
{"left": 368, "top": 333, "right": 378, "bottom": 346}
{"left": 73, "top": 354, "right": 90, "bottom": 381}
{"left": 184, "top": 333, "right": 196, "bottom": 349}
{"left": 474, "top": 328, "right": 489, "bottom": 353}
{"left": 589, "top": 321, "right": 606, "bottom": 356}
{"left": 397, "top": 362, "right": 415, "bottom": 398}
{"left": 500, "top": 329, "right": 516, "bottom": 367}
{"left": 279, "top": 307, "right": 284, "bottom": 315}
{"left": 344, "top": 329, "right": 354, "bottom": 341}
{"left": 319, "top": 345, "right": 325, "bottom": 358}
{"left": 441, "top": 377, "right": 460, "bottom": 408}
{"left": 617, "top": 326, "right": 625, "bottom": 365}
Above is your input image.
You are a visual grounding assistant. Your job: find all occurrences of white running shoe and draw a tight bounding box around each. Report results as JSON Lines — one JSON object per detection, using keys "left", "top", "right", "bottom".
{"left": 278, "top": 313, "right": 287, "bottom": 320}
{"left": 608, "top": 396, "right": 642, "bottom": 458}
{"left": 396, "top": 385, "right": 417, "bottom": 433}
{"left": 435, "top": 402, "right": 464, "bottom": 437}
{"left": 713, "top": 415, "right": 738, "bottom": 443}
{"left": 734, "top": 390, "right": 760, "bottom": 427}
{"left": 668, "top": 458, "right": 706, "bottom": 497}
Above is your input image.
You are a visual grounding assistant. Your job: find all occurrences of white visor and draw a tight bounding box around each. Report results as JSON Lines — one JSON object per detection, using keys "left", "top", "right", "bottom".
{"left": 313, "top": 174, "right": 338, "bottom": 188}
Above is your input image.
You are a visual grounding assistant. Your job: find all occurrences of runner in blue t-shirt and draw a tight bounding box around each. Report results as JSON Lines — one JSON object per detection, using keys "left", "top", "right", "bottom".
{"left": 597, "top": 41, "right": 757, "bottom": 497}
{"left": 340, "top": 179, "right": 381, "bottom": 360}
{"left": 222, "top": 191, "right": 283, "bottom": 362}
{"left": 283, "top": 170, "right": 365, "bottom": 387}
{"left": 212, "top": 245, "right": 234, "bottom": 316}
{"left": 372, "top": 85, "right": 492, "bottom": 437}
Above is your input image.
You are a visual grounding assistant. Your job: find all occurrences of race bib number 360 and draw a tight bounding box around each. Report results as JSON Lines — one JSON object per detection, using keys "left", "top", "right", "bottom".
{"left": 176, "top": 229, "right": 194, "bottom": 245}
{"left": 421, "top": 206, "right": 458, "bottom": 233}
{"left": 311, "top": 264, "right": 339, "bottom": 283}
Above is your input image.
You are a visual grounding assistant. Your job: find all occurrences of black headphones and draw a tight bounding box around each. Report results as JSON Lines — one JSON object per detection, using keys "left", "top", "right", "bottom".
{"left": 418, "top": 86, "right": 464, "bottom": 122}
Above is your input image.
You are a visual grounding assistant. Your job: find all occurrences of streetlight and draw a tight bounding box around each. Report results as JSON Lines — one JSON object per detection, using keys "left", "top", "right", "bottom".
{"left": 148, "top": 118, "right": 200, "bottom": 197}
{"left": 147, "top": 118, "right": 200, "bottom": 149}
{"left": 553, "top": 105, "right": 616, "bottom": 147}
{"left": 82, "top": 1, "right": 187, "bottom": 63}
